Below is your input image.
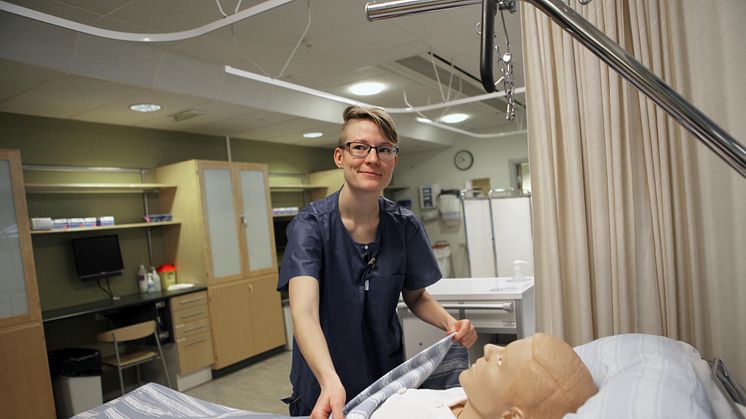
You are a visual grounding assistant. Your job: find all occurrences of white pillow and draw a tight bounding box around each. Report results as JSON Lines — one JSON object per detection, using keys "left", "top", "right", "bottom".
{"left": 565, "top": 334, "right": 714, "bottom": 419}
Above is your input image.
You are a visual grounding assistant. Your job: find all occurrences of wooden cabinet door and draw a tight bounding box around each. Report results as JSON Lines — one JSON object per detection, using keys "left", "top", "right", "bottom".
{"left": 236, "top": 163, "right": 277, "bottom": 277}
{"left": 198, "top": 162, "right": 245, "bottom": 283}
{"left": 0, "top": 150, "right": 41, "bottom": 328}
{"left": 207, "top": 279, "right": 252, "bottom": 369}
{"left": 0, "top": 323, "right": 55, "bottom": 418}
{"left": 247, "top": 274, "right": 286, "bottom": 355}
{"left": 0, "top": 149, "right": 54, "bottom": 418}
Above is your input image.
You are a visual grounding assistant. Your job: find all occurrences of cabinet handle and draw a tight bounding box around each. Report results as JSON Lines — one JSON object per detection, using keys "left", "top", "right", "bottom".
{"left": 185, "top": 324, "right": 207, "bottom": 333}
{"left": 249, "top": 283, "right": 254, "bottom": 296}
{"left": 179, "top": 296, "right": 203, "bottom": 305}
{"left": 241, "top": 215, "right": 248, "bottom": 227}
{"left": 185, "top": 337, "right": 209, "bottom": 347}
{"left": 181, "top": 310, "right": 206, "bottom": 319}
{"left": 439, "top": 302, "right": 514, "bottom": 312}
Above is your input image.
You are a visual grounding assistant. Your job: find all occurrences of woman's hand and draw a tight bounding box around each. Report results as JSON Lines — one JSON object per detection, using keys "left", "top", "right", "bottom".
{"left": 447, "top": 318, "right": 478, "bottom": 348}
{"left": 311, "top": 380, "right": 346, "bottom": 419}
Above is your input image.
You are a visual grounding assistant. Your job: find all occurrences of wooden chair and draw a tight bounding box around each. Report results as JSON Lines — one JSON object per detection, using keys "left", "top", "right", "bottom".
{"left": 97, "top": 320, "right": 172, "bottom": 396}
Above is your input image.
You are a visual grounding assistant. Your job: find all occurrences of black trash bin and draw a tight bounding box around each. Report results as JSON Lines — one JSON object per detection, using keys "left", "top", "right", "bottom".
{"left": 48, "top": 348, "right": 103, "bottom": 418}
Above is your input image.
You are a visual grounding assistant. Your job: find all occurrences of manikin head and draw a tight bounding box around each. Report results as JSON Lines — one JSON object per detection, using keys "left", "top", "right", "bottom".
{"left": 458, "top": 333, "right": 597, "bottom": 419}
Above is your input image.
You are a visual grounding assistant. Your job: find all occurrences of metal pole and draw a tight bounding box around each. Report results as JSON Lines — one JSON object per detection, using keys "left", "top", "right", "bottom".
{"left": 365, "top": 0, "right": 746, "bottom": 178}
{"left": 365, "top": 0, "right": 479, "bottom": 20}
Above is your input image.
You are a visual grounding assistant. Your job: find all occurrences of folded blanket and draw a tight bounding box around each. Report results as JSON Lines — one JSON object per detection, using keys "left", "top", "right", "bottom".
{"left": 342, "top": 335, "right": 464, "bottom": 419}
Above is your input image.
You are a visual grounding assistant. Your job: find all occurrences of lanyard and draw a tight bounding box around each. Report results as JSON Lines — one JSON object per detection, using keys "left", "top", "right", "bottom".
{"left": 361, "top": 254, "right": 377, "bottom": 291}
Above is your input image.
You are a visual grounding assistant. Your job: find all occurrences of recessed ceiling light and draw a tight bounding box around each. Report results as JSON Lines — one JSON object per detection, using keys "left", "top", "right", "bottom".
{"left": 348, "top": 82, "right": 386, "bottom": 96}
{"left": 129, "top": 103, "right": 162, "bottom": 112}
{"left": 303, "top": 132, "right": 323, "bottom": 139}
{"left": 440, "top": 113, "right": 469, "bottom": 124}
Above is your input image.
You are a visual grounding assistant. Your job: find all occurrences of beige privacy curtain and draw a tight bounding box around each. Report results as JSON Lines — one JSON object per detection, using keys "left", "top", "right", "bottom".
{"left": 521, "top": 0, "right": 746, "bottom": 382}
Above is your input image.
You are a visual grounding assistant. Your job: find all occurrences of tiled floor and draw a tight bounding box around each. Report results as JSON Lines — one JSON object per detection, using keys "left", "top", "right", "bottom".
{"left": 185, "top": 350, "right": 293, "bottom": 415}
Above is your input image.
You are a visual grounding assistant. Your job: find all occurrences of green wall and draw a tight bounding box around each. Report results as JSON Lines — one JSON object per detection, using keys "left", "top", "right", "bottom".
{"left": 0, "top": 112, "right": 335, "bottom": 311}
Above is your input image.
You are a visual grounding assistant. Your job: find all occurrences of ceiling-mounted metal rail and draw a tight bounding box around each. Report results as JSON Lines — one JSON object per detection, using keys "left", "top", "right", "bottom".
{"left": 365, "top": 0, "right": 746, "bottom": 178}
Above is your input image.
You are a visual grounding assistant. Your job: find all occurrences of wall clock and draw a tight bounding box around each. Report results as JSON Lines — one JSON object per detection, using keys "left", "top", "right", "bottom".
{"left": 454, "top": 150, "right": 474, "bottom": 171}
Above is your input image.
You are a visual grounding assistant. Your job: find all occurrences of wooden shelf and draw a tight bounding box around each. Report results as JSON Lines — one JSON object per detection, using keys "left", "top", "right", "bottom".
{"left": 269, "top": 185, "right": 326, "bottom": 192}
{"left": 30, "top": 221, "right": 181, "bottom": 235}
{"left": 25, "top": 183, "right": 176, "bottom": 193}
{"left": 272, "top": 214, "right": 298, "bottom": 219}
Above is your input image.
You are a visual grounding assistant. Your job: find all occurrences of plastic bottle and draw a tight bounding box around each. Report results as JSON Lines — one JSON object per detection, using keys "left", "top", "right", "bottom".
{"left": 150, "top": 267, "right": 162, "bottom": 292}
{"left": 137, "top": 265, "right": 148, "bottom": 294}
{"left": 146, "top": 273, "right": 155, "bottom": 293}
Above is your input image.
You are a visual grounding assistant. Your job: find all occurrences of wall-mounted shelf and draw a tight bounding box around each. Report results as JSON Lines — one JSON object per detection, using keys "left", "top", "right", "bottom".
{"left": 386, "top": 186, "right": 409, "bottom": 192}
{"left": 269, "top": 184, "right": 327, "bottom": 192}
{"left": 30, "top": 221, "right": 181, "bottom": 235}
{"left": 25, "top": 183, "right": 176, "bottom": 193}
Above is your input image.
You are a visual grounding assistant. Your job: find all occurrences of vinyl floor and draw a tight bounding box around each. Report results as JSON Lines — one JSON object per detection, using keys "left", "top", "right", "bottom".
{"left": 185, "top": 350, "right": 293, "bottom": 415}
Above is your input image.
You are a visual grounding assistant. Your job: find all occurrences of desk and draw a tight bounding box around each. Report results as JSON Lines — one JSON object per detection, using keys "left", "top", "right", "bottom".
{"left": 42, "top": 287, "right": 207, "bottom": 323}
{"left": 43, "top": 286, "right": 213, "bottom": 395}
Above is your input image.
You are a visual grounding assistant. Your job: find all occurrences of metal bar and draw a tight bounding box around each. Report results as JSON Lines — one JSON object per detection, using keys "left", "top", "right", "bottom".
{"left": 365, "top": 0, "right": 746, "bottom": 178}
{"left": 365, "top": 0, "right": 479, "bottom": 20}
{"left": 480, "top": 0, "right": 497, "bottom": 92}
{"left": 460, "top": 189, "right": 474, "bottom": 277}
{"left": 487, "top": 189, "right": 500, "bottom": 275}
{"left": 440, "top": 302, "right": 514, "bottom": 311}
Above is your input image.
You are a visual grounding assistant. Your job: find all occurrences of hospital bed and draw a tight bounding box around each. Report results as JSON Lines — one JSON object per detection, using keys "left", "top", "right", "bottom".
{"left": 74, "top": 334, "right": 745, "bottom": 419}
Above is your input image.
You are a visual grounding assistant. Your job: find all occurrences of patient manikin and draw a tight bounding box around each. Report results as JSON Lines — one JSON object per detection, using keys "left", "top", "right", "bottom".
{"left": 371, "top": 333, "right": 597, "bottom": 419}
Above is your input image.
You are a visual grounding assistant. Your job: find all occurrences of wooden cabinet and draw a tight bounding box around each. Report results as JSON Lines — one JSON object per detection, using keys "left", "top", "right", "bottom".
{"left": 208, "top": 274, "right": 285, "bottom": 369}
{"left": 247, "top": 274, "right": 286, "bottom": 356}
{"left": 170, "top": 291, "right": 213, "bottom": 375}
{"left": 0, "top": 149, "right": 55, "bottom": 418}
{"left": 155, "top": 160, "right": 277, "bottom": 284}
{"left": 207, "top": 279, "right": 252, "bottom": 369}
{"left": 155, "top": 160, "right": 285, "bottom": 370}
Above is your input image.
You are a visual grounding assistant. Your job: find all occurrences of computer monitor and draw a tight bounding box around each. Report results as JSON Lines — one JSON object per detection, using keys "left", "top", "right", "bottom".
{"left": 71, "top": 234, "right": 125, "bottom": 281}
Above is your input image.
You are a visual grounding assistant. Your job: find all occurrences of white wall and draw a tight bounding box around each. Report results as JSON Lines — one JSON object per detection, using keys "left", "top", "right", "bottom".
{"left": 393, "top": 133, "right": 529, "bottom": 277}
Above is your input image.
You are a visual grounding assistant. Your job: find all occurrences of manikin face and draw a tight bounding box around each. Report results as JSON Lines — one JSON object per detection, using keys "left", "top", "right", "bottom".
{"left": 333, "top": 119, "right": 397, "bottom": 194}
{"left": 459, "top": 338, "right": 534, "bottom": 417}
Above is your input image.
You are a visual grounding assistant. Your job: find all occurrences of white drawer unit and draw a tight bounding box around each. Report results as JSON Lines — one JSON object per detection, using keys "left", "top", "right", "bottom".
{"left": 398, "top": 277, "right": 535, "bottom": 360}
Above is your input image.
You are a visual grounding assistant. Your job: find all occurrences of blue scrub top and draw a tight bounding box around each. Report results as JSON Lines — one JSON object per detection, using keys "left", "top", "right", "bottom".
{"left": 277, "top": 190, "right": 441, "bottom": 413}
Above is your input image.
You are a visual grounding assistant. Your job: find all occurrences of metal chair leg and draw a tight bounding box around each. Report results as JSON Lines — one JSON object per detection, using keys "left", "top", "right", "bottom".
{"left": 113, "top": 336, "right": 126, "bottom": 396}
{"left": 154, "top": 331, "right": 172, "bottom": 389}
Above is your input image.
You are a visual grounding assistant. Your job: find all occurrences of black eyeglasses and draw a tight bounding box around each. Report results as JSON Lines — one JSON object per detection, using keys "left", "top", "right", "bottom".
{"left": 342, "top": 142, "right": 399, "bottom": 161}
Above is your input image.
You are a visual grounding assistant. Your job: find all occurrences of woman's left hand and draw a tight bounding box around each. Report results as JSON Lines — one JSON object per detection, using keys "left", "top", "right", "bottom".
{"left": 447, "top": 319, "right": 477, "bottom": 348}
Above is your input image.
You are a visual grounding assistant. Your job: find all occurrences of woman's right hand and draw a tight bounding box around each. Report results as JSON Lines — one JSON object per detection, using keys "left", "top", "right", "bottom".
{"left": 311, "top": 380, "right": 346, "bottom": 419}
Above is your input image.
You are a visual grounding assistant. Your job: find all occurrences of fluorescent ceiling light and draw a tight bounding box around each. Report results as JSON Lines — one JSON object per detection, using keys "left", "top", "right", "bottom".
{"left": 440, "top": 113, "right": 469, "bottom": 124}
{"left": 416, "top": 117, "right": 432, "bottom": 123}
{"left": 170, "top": 108, "right": 206, "bottom": 122}
{"left": 129, "top": 103, "right": 162, "bottom": 113}
{"left": 349, "top": 82, "right": 386, "bottom": 96}
{"left": 303, "top": 132, "right": 323, "bottom": 138}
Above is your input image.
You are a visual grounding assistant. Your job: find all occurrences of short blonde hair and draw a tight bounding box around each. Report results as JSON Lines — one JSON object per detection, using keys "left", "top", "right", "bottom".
{"left": 502, "top": 333, "right": 597, "bottom": 418}
{"left": 338, "top": 105, "right": 399, "bottom": 146}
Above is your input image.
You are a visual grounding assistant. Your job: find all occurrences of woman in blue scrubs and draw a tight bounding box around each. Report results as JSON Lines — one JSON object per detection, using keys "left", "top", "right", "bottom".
{"left": 278, "top": 105, "right": 477, "bottom": 419}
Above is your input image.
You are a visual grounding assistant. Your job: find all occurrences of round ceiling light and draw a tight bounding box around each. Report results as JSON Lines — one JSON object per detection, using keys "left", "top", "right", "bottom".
{"left": 348, "top": 82, "right": 386, "bottom": 96}
{"left": 440, "top": 113, "right": 469, "bottom": 124}
{"left": 129, "top": 103, "right": 162, "bottom": 112}
{"left": 303, "top": 132, "right": 323, "bottom": 139}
